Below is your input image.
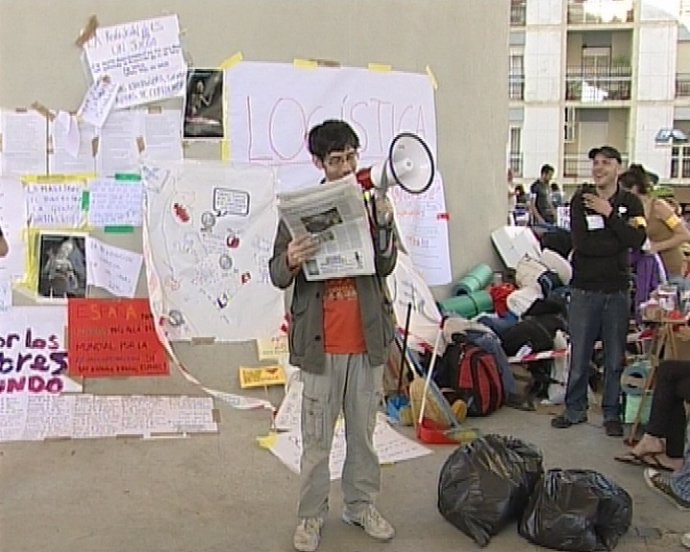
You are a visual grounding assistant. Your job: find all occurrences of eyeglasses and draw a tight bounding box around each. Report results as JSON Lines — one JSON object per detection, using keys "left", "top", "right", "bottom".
{"left": 324, "top": 150, "right": 359, "bottom": 168}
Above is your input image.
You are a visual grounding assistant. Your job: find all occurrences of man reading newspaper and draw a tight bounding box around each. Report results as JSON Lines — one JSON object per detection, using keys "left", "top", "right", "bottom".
{"left": 269, "top": 120, "right": 398, "bottom": 552}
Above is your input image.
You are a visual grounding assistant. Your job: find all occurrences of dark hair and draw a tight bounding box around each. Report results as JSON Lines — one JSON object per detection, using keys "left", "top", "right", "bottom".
{"left": 307, "top": 120, "right": 360, "bottom": 160}
{"left": 550, "top": 182, "right": 560, "bottom": 192}
{"left": 540, "top": 164, "right": 554, "bottom": 176}
{"left": 619, "top": 163, "right": 650, "bottom": 194}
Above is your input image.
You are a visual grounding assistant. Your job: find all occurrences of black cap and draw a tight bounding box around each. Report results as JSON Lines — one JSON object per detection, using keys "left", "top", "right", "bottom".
{"left": 588, "top": 145, "right": 622, "bottom": 164}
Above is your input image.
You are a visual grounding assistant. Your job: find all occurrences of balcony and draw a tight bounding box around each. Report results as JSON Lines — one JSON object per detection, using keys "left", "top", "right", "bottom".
{"left": 563, "top": 152, "right": 629, "bottom": 179}
{"left": 509, "top": 74, "right": 524, "bottom": 100}
{"left": 677, "top": 74, "right": 690, "bottom": 98}
{"left": 510, "top": 0, "right": 526, "bottom": 26}
{"left": 509, "top": 153, "right": 523, "bottom": 178}
{"left": 565, "top": 67, "right": 631, "bottom": 102}
{"left": 567, "top": 0, "right": 633, "bottom": 25}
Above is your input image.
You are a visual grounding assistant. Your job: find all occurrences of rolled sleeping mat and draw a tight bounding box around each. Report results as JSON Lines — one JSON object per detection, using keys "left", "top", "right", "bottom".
{"left": 453, "top": 263, "right": 493, "bottom": 295}
{"left": 440, "top": 289, "right": 494, "bottom": 319}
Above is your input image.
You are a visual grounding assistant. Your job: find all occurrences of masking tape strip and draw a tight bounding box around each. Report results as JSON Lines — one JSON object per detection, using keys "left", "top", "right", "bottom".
{"left": 31, "top": 102, "right": 55, "bottom": 122}
{"left": 219, "top": 52, "right": 243, "bottom": 70}
{"left": 75, "top": 15, "right": 99, "bottom": 47}
{"left": 426, "top": 65, "right": 439, "bottom": 90}
{"left": 147, "top": 105, "right": 163, "bottom": 114}
{"left": 368, "top": 63, "right": 392, "bottom": 73}
{"left": 136, "top": 136, "right": 145, "bottom": 154}
{"left": 293, "top": 58, "right": 319, "bottom": 70}
{"left": 309, "top": 58, "right": 340, "bottom": 68}
{"left": 22, "top": 174, "right": 89, "bottom": 184}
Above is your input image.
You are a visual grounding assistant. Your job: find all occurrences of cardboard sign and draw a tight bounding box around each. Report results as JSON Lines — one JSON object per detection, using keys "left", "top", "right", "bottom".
{"left": 68, "top": 298, "right": 168, "bottom": 377}
{"left": 238, "top": 365, "right": 286, "bottom": 389}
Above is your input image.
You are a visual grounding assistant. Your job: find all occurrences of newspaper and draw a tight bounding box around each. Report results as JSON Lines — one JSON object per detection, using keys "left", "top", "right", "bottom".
{"left": 277, "top": 176, "right": 375, "bottom": 280}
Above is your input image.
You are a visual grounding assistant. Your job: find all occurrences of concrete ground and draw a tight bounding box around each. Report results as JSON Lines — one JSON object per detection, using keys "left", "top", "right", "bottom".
{"left": 1, "top": 342, "right": 688, "bottom": 552}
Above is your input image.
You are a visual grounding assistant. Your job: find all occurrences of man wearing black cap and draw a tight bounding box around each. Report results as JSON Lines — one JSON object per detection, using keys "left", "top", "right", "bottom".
{"left": 551, "top": 145, "right": 646, "bottom": 437}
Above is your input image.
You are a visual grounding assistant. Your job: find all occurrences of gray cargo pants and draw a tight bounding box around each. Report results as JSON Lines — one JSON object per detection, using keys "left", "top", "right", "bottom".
{"left": 298, "top": 353, "right": 384, "bottom": 520}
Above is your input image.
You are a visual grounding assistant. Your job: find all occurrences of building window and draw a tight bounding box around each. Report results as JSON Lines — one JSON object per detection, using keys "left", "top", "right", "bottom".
{"left": 510, "top": 0, "right": 526, "bottom": 26}
{"left": 564, "top": 107, "right": 576, "bottom": 142}
{"left": 509, "top": 54, "right": 524, "bottom": 100}
{"left": 509, "top": 127, "right": 523, "bottom": 177}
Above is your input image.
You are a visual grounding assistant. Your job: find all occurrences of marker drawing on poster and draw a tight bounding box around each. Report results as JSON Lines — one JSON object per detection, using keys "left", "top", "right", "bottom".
{"left": 82, "top": 15, "right": 187, "bottom": 109}
{"left": 25, "top": 180, "right": 86, "bottom": 228}
{"left": 142, "top": 161, "right": 284, "bottom": 341}
{"left": 77, "top": 77, "right": 121, "bottom": 128}
{"left": 86, "top": 237, "right": 143, "bottom": 298}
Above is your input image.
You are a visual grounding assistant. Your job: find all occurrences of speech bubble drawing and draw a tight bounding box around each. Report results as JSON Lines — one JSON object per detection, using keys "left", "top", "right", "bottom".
{"left": 213, "top": 188, "right": 250, "bottom": 216}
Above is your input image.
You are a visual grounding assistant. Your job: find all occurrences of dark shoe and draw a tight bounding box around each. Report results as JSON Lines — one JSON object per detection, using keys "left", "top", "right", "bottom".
{"left": 604, "top": 420, "right": 623, "bottom": 437}
{"left": 644, "top": 468, "right": 690, "bottom": 511}
{"left": 551, "top": 414, "right": 587, "bottom": 428}
{"left": 506, "top": 393, "right": 536, "bottom": 412}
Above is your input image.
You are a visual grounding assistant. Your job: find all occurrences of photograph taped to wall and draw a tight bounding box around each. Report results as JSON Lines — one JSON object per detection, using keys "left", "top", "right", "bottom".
{"left": 184, "top": 69, "right": 224, "bottom": 139}
{"left": 37, "top": 233, "right": 87, "bottom": 300}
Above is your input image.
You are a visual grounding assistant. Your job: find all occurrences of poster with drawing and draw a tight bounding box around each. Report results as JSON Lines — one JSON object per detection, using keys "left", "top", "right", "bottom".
{"left": 142, "top": 161, "right": 284, "bottom": 341}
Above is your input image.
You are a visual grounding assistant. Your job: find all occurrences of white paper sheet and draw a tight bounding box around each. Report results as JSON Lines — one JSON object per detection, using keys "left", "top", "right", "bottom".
{"left": 0, "top": 306, "right": 82, "bottom": 397}
{"left": 0, "top": 394, "right": 217, "bottom": 443}
{"left": 268, "top": 413, "right": 432, "bottom": 480}
{"left": 0, "top": 280, "right": 11, "bottom": 312}
{"left": 49, "top": 117, "right": 96, "bottom": 175}
{"left": 0, "top": 177, "right": 27, "bottom": 279}
{"left": 82, "top": 15, "right": 187, "bottom": 109}
{"left": 88, "top": 176, "right": 144, "bottom": 227}
{"left": 24, "top": 180, "right": 85, "bottom": 228}
{"left": 142, "top": 161, "right": 284, "bottom": 341}
{"left": 141, "top": 109, "right": 183, "bottom": 161}
{"left": 77, "top": 78, "right": 121, "bottom": 128}
{"left": 0, "top": 110, "right": 47, "bottom": 177}
{"left": 85, "top": 237, "right": 143, "bottom": 298}
{"left": 96, "top": 110, "right": 141, "bottom": 176}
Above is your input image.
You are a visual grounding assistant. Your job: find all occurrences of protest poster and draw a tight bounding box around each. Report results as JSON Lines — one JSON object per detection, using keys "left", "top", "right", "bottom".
{"left": 0, "top": 306, "right": 81, "bottom": 395}
{"left": 68, "top": 298, "right": 169, "bottom": 377}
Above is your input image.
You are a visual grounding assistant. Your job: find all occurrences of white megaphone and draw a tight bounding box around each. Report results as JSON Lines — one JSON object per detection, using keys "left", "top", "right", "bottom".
{"left": 356, "top": 132, "right": 435, "bottom": 196}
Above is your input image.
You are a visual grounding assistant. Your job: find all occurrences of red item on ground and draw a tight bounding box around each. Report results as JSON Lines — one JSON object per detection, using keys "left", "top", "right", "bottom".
{"left": 490, "top": 283, "right": 516, "bottom": 317}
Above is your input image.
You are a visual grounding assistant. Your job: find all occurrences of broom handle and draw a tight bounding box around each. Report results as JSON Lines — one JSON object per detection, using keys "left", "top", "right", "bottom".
{"left": 418, "top": 320, "right": 445, "bottom": 426}
{"left": 397, "top": 303, "right": 413, "bottom": 393}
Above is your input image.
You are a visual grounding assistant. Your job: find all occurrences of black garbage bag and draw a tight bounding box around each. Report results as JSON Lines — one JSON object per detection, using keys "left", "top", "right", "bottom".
{"left": 437, "top": 434, "right": 544, "bottom": 547}
{"left": 519, "top": 469, "right": 633, "bottom": 551}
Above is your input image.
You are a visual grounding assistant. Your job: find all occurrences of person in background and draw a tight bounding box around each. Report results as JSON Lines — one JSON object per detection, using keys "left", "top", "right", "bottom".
{"left": 551, "top": 146, "right": 647, "bottom": 437}
{"left": 550, "top": 181, "right": 565, "bottom": 208}
{"left": 269, "top": 120, "right": 397, "bottom": 552}
{"left": 619, "top": 164, "right": 690, "bottom": 285}
{"left": 515, "top": 184, "right": 528, "bottom": 206}
{"left": 529, "top": 164, "right": 556, "bottom": 225}
{"left": 0, "top": 225, "right": 8, "bottom": 257}
{"left": 507, "top": 168, "right": 517, "bottom": 224}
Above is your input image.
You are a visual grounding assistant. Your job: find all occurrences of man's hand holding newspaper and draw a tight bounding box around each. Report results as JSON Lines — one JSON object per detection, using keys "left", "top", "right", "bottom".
{"left": 277, "top": 175, "right": 376, "bottom": 281}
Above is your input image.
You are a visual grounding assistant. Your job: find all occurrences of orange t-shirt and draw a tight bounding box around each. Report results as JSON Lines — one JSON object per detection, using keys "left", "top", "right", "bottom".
{"left": 323, "top": 277, "right": 367, "bottom": 354}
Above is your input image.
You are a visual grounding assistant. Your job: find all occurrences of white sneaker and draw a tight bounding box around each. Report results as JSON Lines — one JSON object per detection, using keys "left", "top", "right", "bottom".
{"left": 683, "top": 532, "right": 690, "bottom": 550}
{"left": 342, "top": 504, "right": 395, "bottom": 541}
{"left": 293, "top": 518, "right": 324, "bottom": 552}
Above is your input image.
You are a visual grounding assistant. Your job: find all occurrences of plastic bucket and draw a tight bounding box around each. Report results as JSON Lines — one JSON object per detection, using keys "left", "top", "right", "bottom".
{"left": 454, "top": 263, "right": 493, "bottom": 295}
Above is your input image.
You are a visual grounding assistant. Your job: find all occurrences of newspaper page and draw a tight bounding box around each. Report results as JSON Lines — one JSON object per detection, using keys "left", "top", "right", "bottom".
{"left": 277, "top": 177, "right": 375, "bottom": 281}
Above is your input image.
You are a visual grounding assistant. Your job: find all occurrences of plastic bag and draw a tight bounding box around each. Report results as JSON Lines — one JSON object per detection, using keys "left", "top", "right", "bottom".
{"left": 437, "top": 434, "right": 544, "bottom": 547}
{"left": 519, "top": 469, "right": 633, "bottom": 551}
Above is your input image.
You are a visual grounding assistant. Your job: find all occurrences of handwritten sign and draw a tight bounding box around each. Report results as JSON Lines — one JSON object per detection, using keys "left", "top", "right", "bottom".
{"left": 83, "top": 15, "right": 187, "bottom": 109}
{"left": 239, "top": 364, "right": 286, "bottom": 389}
{"left": 256, "top": 335, "right": 289, "bottom": 360}
{"left": 86, "top": 237, "right": 143, "bottom": 298}
{"left": 68, "top": 298, "right": 168, "bottom": 377}
{"left": 25, "top": 181, "right": 85, "bottom": 228}
{"left": 88, "top": 175, "right": 144, "bottom": 227}
{"left": 77, "top": 77, "right": 121, "bottom": 128}
{"left": 0, "top": 306, "right": 79, "bottom": 396}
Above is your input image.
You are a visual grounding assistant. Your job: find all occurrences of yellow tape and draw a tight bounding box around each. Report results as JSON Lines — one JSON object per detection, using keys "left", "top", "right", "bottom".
{"left": 631, "top": 216, "right": 647, "bottom": 228}
{"left": 219, "top": 52, "right": 243, "bottom": 70}
{"left": 368, "top": 63, "right": 392, "bottom": 73}
{"left": 22, "top": 174, "right": 91, "bottom": 185}
{"left": 256, "top": 432, "right": 278, "bottom": 448}
{"left": 426, "top": 65, "right": 439, "bottom": 90}
{"left": 665, "top": 213, "right": 681, "bottom": 230}
{"left": 293, "top": 58, "right": 318, "bottom": 70}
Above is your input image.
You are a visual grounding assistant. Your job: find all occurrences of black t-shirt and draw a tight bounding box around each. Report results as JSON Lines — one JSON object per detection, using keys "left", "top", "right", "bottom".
{"left": 530, "top": 180, "right": 555, "bottom": 223}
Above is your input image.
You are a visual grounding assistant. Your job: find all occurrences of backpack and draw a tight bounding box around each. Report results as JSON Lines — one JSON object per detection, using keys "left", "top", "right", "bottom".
{"left": 437, "top": 338, "right": 505, "bottom": 417}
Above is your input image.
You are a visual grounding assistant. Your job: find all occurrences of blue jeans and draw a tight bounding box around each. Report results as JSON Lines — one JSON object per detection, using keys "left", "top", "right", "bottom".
{"left": 564, "top": 288, "right": 629, "bottom": 423}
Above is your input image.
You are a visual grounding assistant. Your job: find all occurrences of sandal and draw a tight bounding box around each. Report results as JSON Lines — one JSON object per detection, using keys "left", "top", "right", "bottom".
{"left": 614, "top": 451, "right": 673, "bottom": 472}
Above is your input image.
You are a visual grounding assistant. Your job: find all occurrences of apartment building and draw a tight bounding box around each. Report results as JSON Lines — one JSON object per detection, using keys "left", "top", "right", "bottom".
{"left": 508, "top": 0, "right": 690, "bottom": 192}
